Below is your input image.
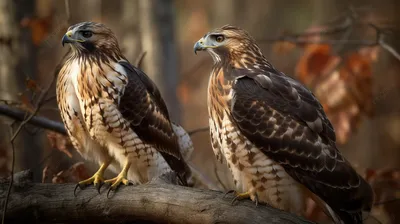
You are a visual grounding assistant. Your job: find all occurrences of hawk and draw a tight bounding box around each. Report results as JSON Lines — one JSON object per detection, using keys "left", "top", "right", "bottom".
{"left": 56, "top": 22, "right": 192, "bottom": 192}
{"left": 194, "top": 25, "right": 373, "bottom": 224}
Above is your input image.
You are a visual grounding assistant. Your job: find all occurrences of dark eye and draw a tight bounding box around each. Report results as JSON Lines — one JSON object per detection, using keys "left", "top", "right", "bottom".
{"left": 81, "top": 31, "right": 93, "bottom": 38}
{"left": 215, "top": 35, "right": 225, "bottom": 43}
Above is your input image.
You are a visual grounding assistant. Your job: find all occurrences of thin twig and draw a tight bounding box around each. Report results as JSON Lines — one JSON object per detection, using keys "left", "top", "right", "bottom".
{"left": 0, "top": 104, "right": 66, "bottom": 135}
{"left": 1, "top": 1, "right": 69, "bottom": 221}
{"left": 262, "top": 38, "right": 378, "bottom": 46}
{"left": 32, "top": 151, "right": 56, "bottom": 173}
{"left": 373, "top": 198, "right": 400, "bottom": 206}
{"left": 1, "top": 76, "right": 56, "bottom": 224}
{"left": 9, "top": 78, "right": 56, "bottom": 142}
{"left": 213, "top": 162, "right": 229, "bottom": 191}
{"left": 1, "top": 128, "right": 15, "bottom": 224}
{"left": 41, "top": 95, "right": 57, "bottom": 105}
{"left": 379, "top": 39, "right": 400, "bottom": 61}
{"left": 188, "top": 126, "right": 209, "bottom": 136}
{"left": 186, "top": 161, "right": 220, "bottom": 190}
{"left": 258, "top": 15, "right": 400, "bottom": 62}
{"left": 134, "top": 51, "right": 147, "bottom": 68}
{"left": 368, "top": 23, "right": 400, "bottom": 61}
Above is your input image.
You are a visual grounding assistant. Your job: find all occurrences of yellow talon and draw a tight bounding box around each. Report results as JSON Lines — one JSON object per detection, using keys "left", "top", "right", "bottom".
{"left": 235, "top": 192, "right": 252, "bottom": 199}
{"left": 104, "top": 174, "right": 130, "bottom": 188}
{"left": 105, "top": 161, "right": 131, "bottom": 198}
{"left": 78, "top": 173, "right": 104, "bottom": 186}
{"left": 74, "top": 161, "right": 109, "bottom": 196}
{"left": 229, "top": 190, "right": 259, "bottom": 206}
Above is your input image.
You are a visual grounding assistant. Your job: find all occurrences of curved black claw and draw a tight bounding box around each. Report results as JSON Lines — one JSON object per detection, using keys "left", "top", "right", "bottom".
{"left": 106, "top": 186, "right": 118, "bottom": 199}
{"left": 230, "top": 192, "right": 257, "bottom": 206}
{"left": 73, "top": 183, "right": 85, "bottom": 197}
{"left": 94, "top": 182, "right": 103, "bottom": 194}
{"left": 231, "top": 195, "right": 239, "bottom": 205}
{"left": 223, "top": 190, "right": 235, "bottom": 198}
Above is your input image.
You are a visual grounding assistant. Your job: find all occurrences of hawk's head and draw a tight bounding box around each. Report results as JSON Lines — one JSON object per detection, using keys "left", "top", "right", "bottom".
{"left": 62, "top": 22, "right": 120, "bottom": 54}
{"left": 194, "top": 25, "right": 264, "bottom": 65}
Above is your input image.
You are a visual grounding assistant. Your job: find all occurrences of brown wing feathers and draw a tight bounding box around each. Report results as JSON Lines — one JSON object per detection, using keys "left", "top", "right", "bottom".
{"left": 230, "top": 71, "right": 373, "bottom": 223}
{"left": 118, "top": 61, "right": 190, "bottom": 185}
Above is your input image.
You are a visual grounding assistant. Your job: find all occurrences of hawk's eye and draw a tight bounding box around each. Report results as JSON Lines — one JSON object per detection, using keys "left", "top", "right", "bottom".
{"left": 81, "top": 31, "right": 93, "bottom": 38}
{"left": 215, "top": 35, "right": 225, "bottom": 43}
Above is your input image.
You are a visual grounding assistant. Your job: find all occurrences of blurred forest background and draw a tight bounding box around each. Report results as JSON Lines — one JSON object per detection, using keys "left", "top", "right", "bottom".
{"left": 0, "top": 0, "right": 399, "bottom": 223}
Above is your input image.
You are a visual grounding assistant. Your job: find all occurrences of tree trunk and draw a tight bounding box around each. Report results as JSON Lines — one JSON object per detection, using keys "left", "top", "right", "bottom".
{"left": 0, "top": 0, "right": 18, "bottom": 177}
{"left": 121, "top": 0, "right": 141, "bottom": 64}
{"left": 138, "top": 0, "right": 181, "bottom": 122}
{"left": 0, "top": 0, "right": 40, "bottom": 180}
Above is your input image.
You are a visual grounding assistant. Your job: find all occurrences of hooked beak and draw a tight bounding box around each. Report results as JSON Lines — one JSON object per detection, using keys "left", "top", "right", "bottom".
{"left": 62, "top": 30, "right": 85, "bottom": 46}
{"left": 193, "top": 37, "right": 213, "bottom": 55}
{"left": 62, "top": 31, "right": 74, "bottom": 47}
{"left": 193, "top": 39, "right": 204, "bottom": 55}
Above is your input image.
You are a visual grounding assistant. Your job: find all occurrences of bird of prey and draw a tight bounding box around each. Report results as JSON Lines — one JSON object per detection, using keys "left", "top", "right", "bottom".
{"left": 56, "top": 22, "right": 192, "bottom": 193}
{"left": 194, "top": 25, "right": 373, "bottom": 224}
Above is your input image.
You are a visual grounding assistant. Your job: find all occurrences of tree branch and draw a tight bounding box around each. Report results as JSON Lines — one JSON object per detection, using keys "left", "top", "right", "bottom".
{"left": 1, "top": 170, "right": 313, "bottom": 224}
{"left": 0, "top": 104, "right": 66, "bottom": 135}
{"left": 257, "top": 7, "right": 400, "bottom": 62}
{"left": 134, "top": 51, "right": 147, "bottom": 68}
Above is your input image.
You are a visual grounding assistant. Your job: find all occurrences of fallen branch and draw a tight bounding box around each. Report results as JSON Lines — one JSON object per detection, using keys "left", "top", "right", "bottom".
{"left": 0, "top": 170, "right": 313, "bottom": 224}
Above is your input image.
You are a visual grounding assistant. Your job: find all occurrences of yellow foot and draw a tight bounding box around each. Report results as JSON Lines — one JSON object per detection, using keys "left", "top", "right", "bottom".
{"left": 105, "top": 174, "right": 131, "bottom": 198}
{"left": 74, "top": 172, "right": 105, "bottom": 196}
{"left": 74, "top": 162, "right": 109, "bottom": 196}
{"left": 225, "top": 190, "right": 259, "bottom": 206}
{"left": 105, "top": 162, "right": 131, "bottom": 198}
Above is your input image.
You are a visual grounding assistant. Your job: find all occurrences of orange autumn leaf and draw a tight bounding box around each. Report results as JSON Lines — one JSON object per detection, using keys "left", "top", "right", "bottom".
{"left": 295, "top": 45, "right": 378, "bottom": 144}
{"left": 272, "top": 41, "right": 296, "bottom": 55}
{"left": 18, "top": 92, "right": 35, "bottom": 112}
{"left": 25, "top": 77, "right": 41, "bottom": 93}
{"left": 52, "top": 162, "right": 90, "bottom": 183}
{"left": 20, "top": 15, "right": 52, "bottom": 46}
{"left": 295, "top": 44, "right": 340, "bottom": 87}
{"left": 366, "top": 167, "right": 400, "bottom": 224}
{"left": 177, "top": 82, "right": 190, "bottom": 104}
{"left": 47, "top": 131, "right": 73, "bottom": 158}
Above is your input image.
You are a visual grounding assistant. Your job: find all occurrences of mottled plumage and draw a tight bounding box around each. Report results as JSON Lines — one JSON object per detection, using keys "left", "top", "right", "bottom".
{"left": 57, "top": 22, "right": 192, "bottom": 191}
{"left": 194, "top": 25, "right": 373, "bottom": 223}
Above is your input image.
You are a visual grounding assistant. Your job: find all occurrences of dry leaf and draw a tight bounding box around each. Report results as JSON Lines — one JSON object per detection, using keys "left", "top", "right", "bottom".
{"left": 295, "top": 44, "right": 341, "bottom": 88}
{"left": 272, "top": 41, "right": 296, "bottom": 55}
{"left": 18, "top": 92, "right": 35, "bottom": 112}
{"left": 177, "top": 82, "right": 190, "bottom": 104}
{"left": 25, "top": 77, "right": 41, "bottom": 93}
{"left": 295, "top": 45, "right": 378, "bottom": 144}
{"left": 52, "top": 162, "right": 90, "bottom": 183}
{"left": 47, "top": 131, "right": 73, "bottom": 158}
{"left": 20, "top": 15, "right": 52, "bottom": 46}
{"left": 366, "top": 168, "right": 400, "bottom": 224}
